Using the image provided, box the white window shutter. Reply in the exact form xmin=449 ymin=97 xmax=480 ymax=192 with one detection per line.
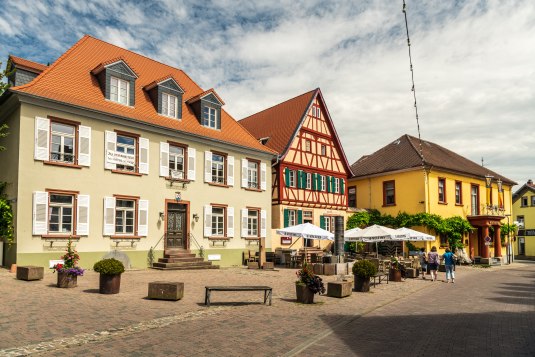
xmin=76 ymin=194 xmax=90 ymax=236
xmin=138 ymin=199 xmax=149 ymax=236
xmin=260 ymin=163 xmax=267 ymax=190
xmin=227 ymin=156 xmax=235 ymax=186
xmin=159 ymin=142 xmax=169 ymax=177
xmin=227 ymin=207 xmax=234 ymax=238
xmin=103 ymin=196 xmax=116 ymax=236
xmin=32 ymin=191 xmax=48 ymax=235
xmin=78 ymin=125 xmax=91 ymax=167
xmin=261 ymin=210 xmax=267 ymax=237
xmin=241 ymin=158 xmax=248 ymax=188
xmin=104 ymin=131 xmax=117 ymax=170
xmin=204 ymin=205 xmax=212 ymax=237
xmin=34 ymin=117 xmax=50 ymax=161
xmin=241 ymin=208 xmax=248 ymax=237
xmin=138 ymin=137 xmax=149 ymax=175
xmin=204 ymin=151 xmax=212 ymax=183
xmin=187 ymin=147 xmax=196 ymax=181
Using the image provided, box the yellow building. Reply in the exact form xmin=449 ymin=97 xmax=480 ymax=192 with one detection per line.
xmin=512 ymin=180 xmax=535 ymax=258
xmin=0 ymin=36 xmax=275 ymax=269
xmin=348 ymin=135 xmax=516 ymax=261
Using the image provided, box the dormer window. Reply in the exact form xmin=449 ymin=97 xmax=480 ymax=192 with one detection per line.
xmin=203 ymin=106 xmax=217 ymax=128
xmin=92 ymin=58 xmax=137 ymax=107
xmin=144 ymin=77 xmax=184 ymax=119
xmin=162 ymin=93 xmax=178 ymax=118
xmin=110 ymin=76 xmax=129 ymax=105
xmin=186 ymin=89 xmax=225 ymax=130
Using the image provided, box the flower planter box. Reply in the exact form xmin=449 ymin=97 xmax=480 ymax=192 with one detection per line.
xmin=148 ymin=281 xmax=184 ymax=301
xmin=354 ymin=276 xmax=371 ymax=292
xmin=16 ymin=266 xmax=44 ymax=281
xmin=327 ymin=281 xmax=352 ymax=298
xmin=57 ymin=271 xmax=78 ymax=288
xmin=99 ymin=274 xmax=121 ymax=294
xmin=405 ymin=268 xmax=418 ymax=278
xmin=389 ymin=269 xmax=402 ymax=282
xmin=295 ymin=283 xmax=315 ymax=304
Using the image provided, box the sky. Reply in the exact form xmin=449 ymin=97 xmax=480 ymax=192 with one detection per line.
xmin=1 ymin=0 xmax=533 ymax=189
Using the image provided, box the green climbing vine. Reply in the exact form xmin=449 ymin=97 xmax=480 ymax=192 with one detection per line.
xmin=347 ymin=209 xmax=473 ymax=250
xmin=0 ymin=182 xmax=14 ymax=244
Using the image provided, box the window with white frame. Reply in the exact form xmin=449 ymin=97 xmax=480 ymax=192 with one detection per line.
xmin=306 ymin=173 xmax=312 ymax=190
xmin=48 ymin=194 xmax=74 ymax=234
xmin=320 ymin=175 xmax=326 ymax=191
xmin=455 ymin=181 xmax=462 ymax=205
xmin=247 ymin=210 xmax=259 ymax=237
xmin=438 ymin=178 xmax=446 ymax=203
xmin=169 ymin=145 xmax=185 ymax=179
xmin=531 ymin=196 xmax=535 ymax=206
xmin=110 ymin=76 xmax=129 ymax=105
xmin=324 ymin=216 xmax=335 ymax=233
xmin=211 ymin=153 xmax=225 ymax=184
xmin=211 ymin=207 xmax=225 ymax=236
xmin=288 ymin=209 xmax=297 ymax=227
xmin=115 ymin=199 xmax=135 ymax=235
xmin=303 ymin=210 xmax=313 ymax=223
xmin=50 ymin=122 xmax=76 ymax=164
xmin=321 ymin=144 xmax=326 ymax=156
xmin=116 ymin=134 xmax=136 ymax=172
xmin=203 ymin=106 xmax=217 ymax=129
xmin=162 ymin=92 xmax=178 ymax=118
xmin=517 ymin=215 xmax=525 ymax=227
xmin=305 ymin=139 xmax=311 ymax=152
xmin=334 ymin=178 xmax=340 ymax=193
xmin=288 ymin=170 xmax=296 ymax=187
xmin=247 ymin=160 xmax=259 ymax=189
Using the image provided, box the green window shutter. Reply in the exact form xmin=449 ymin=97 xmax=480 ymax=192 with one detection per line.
xmin=284 ymin=209 xmax=289 ymax=228
xmin=332 ymin=176 xmax=336 ymax=192
xmin=284 ymin=168 xmax=290 ymax=187
xmin=301 ymin=171 xmax=308 ymax=189
xmin=297 ymin=210 xmax=303 ymax=224
xmin=297 ymin=170 xmax=303 ymax=189
xmin=316 ymin=174 xmax=321 ymax=191
xmin=320 ymin=216 xmax=326 ymax=229
xmin=340 ymin=178 xmax=345 ymax=194
xmin=327 ymin=176 xmax=332 ymax=193
xmin=312 ymin=173 xmax=317 ymax=190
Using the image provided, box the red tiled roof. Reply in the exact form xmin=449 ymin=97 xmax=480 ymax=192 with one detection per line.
xmin=185 ymin=88 xmax=225 ymax=105
xmin=239 ymin=89 xmax=316 ymax=155
xmin=9 ymin=55 xmax=48 ymax=73
xmin=350 ymin=134 xmax=516 ymax=185
xmin=10 ymin=35 xmax=274 ymax=155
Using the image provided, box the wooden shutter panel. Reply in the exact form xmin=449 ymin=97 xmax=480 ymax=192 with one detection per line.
xmin=241 ymin=208 xmax=248 ymax=237
xmin=227 ymin=207 xmax=234 ymax=237
xmin=137 ymin=199 xmax=149 ymax=236
xmin=312 ymin=173 xmax=317 ymax=190
xmin=227 ymin=156 xmax=234 ymax=186
xmin=32 ymin=191 xmax=48 ymax=235
xmin=326 ymin=176 xmax=331 ymax=193
xmin=297 ymin=170 xmax=303 ymax=189
xmin=340 ymin=178 xmax=345 ymax=194
xmin=283 ymin=209 xmax=289 ymax=228
xmin=103 ymin=197 xmax=116 ymax=236
xmin=297 ymin=210 xmax=303 ymax=224
xmin=78 ymin=125 xmax=91 ymax=167
xmin=34 ymin=117 xmax=50 ymax=161
xmin=204 ymin=151 xmax=212 ymax=183
xmin=138 ymin=137 xmax=149 ymax=174
xmin=261 ymin=210 xmax=267 ymax=237
xmin=284 ymin=168 xmax=290 ymax=187
xmin=203 ymin=205 xmax=212 ymax=237
xmin=187 ymin=147 xmax=196 ymax=180
xmin=76 ymin=194 xmax=90 ymax=236
xmin=159 ymin=142 xmax=170 ymax=177
xmin=241 ymin=158 xmax=248 ymax=188
xmin=260 ymin=163 xmax=267 ymax=190
xmin=320 ymin=216 xmax=326 ymax=230
xmin=104 ymin=131 xmax=117 ymax=170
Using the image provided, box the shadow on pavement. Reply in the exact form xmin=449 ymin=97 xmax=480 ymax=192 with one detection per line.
xmin=83 ymin=288 xmax=101 ymax=294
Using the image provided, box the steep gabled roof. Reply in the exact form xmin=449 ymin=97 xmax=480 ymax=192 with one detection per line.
xmin=351 ymin=134 xmax=516 ymax=185
xmin=8 ymin=55 xmax=48 ymax=73
xmin=239 ymin=89 xmax=316 ymax=155
xmin=513 ymin=180 xmax=535 ymax=202
xmin=9 ymin=35 xmax=274 ymax=155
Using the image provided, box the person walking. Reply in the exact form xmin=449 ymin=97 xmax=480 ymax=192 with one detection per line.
xmin=418 ymin=247 xmax=428 ymax=279
xmin=442 ymin=247 xmax=457 ymax=283
xmin=427 ymin=246 xmax=440 ymax=281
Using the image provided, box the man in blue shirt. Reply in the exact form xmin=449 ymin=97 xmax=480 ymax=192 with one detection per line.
xmin=442 ymin=248 xmax=457 ymax=283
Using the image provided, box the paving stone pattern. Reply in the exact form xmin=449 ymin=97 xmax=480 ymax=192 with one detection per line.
xmin=0 ymin=262 xmax=534 ymax=356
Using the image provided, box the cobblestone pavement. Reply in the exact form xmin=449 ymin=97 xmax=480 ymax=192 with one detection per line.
xmin=0 ymin=262 xmax=533 ymax=356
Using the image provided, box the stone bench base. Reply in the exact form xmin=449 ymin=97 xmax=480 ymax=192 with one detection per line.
xmin=17 ymin=266 xmax=44 ymax=281
xmin=327 ymin=281 xmax=352 ymax=298
xmin=262 ymin=262 xmax=274 ymax=270
xmin=148 ymin=281 xmax=184 ymax=301
xmin=323 ymin=263 xmax=336 ymax=276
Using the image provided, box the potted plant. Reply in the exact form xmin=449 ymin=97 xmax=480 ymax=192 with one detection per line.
xmin=53 ymin=239 xmax=84 ymax=288
xmin=389 ymin=257 xmax=403 ymax=282
xmin=93 ymin=258 xmax=125 ymax=294
xmin=295 ymin=263 xmax=325 ymax=304
xmin=352 ymin=259 xmax=377 ymax=292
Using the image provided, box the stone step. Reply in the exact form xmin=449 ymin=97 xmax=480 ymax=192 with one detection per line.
xmin=164 ymin=249 xmax=190 ymax=256
xmin=158 ymin=257 xmax=204 ymax=263
xmin=152 ymin=261 xmax=215 ymax=269
xmin=151 ymin=264 xmax=220 ymax=270
xmin=164 ymin=254 xmax=197 ymax=259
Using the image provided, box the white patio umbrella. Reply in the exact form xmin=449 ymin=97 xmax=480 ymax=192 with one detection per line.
xmin=276 ymin=223 xmax=334 ymax=264
xmin=395 ymin=227 xmax=435 ymax=241
xmin=344 ymin=224 xmax=409 ymax=257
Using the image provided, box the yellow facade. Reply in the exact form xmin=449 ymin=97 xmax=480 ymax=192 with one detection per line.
xmin=512 ymin=184 xmax=535 ymax=258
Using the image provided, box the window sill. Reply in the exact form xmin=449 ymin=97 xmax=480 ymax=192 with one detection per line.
xmin=208 ymin=182 xmax=230 ymax=188
xmin=244 ymin=187 xmax=262 ymax=192
xmin=42 ymin=235 xmax=81 ymax=239
xmin=438 ymin=202 xmax=448 ymax=205
xmin=112 ymin=170 xmax=143 ymax=176
xmin=207 ymin=237 xmax=230 ymax=240
xmin=244 ymin=237 xmax=260 ymax=240
xmin=455 ymin=203 xmax=463 ymax=206
xmin=165 ymin=177 xmax=191 ymax=183
xmin=110 ymin=235 xmax=143 ymax=239
xmin=382 ymin=204 xmax=396 ymax=207
xmin=44 ymin=161 xmax=82 ymax=169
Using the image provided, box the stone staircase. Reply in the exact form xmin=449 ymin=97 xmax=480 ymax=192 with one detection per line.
xmin=152 ymin=249 xmax=219 ymax=270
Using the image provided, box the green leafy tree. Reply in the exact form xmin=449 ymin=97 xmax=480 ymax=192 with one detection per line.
xmin=0 ymin=61 xmax=14 ymax=241
xmin=0 ymin=60 xmax=13 ymax=151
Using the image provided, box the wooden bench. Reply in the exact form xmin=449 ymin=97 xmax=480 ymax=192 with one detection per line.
xmin=371 ymin=272 xmax=389 ymax=287
xmin=204 ymin=286 xmax=272 ymax=307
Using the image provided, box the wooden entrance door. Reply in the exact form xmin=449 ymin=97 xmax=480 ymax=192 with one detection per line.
xmin=166 ymin=203 xmax=187 ymax=249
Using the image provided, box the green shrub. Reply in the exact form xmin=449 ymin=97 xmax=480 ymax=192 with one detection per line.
xmin=352 ymin=260 xmax=377 ymax=278
xmin=93 ymin=258 xmax=125 ymax=275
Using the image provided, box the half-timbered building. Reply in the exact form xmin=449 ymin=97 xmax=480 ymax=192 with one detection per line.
xmin=240 ymin=89 xmax=352 ymax=253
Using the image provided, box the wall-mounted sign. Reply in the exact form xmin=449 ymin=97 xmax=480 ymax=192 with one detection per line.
xmin=49 ymin=259 xmax=64 ymax=268
xmin=484 ymin=236 xmax=492 ymax=242
xmin=175 ymin=192 xmax=182 ymax=202
xmin=281 ymin=237 xmax=292 ymax=245
xmin=523 ymin=230 xmax=535 ymax=236
xmin=106 ymin=150 xmax=135 ymax=166
xmin=208 ymin=254 xmax=221 ymax=261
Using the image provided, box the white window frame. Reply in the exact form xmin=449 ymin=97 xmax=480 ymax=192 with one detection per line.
xmin=169 ymin=144 xmax=185 ymax=179
xmin=247 ymin=209 xmax=259 ymax=237
xmin=455 ymin=181 xmax=462 ymax=205
xmin=48 ymin=194 xmax=74 ymax=234
xmin=438 ymin=178 xmax=446 ymax=203
xmin=517 ymin=215 xmax=525 ymax=227
xmin=320 ymin=175 xmax=326 ymax=191
xmin=306 ymin=173 xmax=312 ymax=190
xmin=211 ymin=206 xmax=225 ymax=236
xmin=203 ymin=106 xmax=217 ymax=129
xmin=115 ymin=199 xmax=136 ymax=235
xmin=110 ymin=76 xmax=129 ymax=105
xmin=288 ymin=209 xmax=297 ymax=227
xmin=162 ymin=92 xmax=178 ymax=118
xmin=289 ymin=170 xmax=296 ymax=188
xmin=50 ymin=122 xmax=76 ymax=164
xmin=116 ymin=134 xmax=136 ymax=172
xmin=334 ymin=178 xmax=340 ymax=193
xmin=211 ymin=153 xmax=226 ymax=184
xmin=247 ymin=160 xmax=259 ymax=189
xmin=324 ymin=216 xmax=335 ymax=233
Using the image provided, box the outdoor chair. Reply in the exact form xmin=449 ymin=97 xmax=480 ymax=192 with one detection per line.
xmin=283 ymin=253 xmax=292 ymax=268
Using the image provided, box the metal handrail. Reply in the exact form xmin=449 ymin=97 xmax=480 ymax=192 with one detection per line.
xmin=188 ymin=232 xmax=205 ymax=258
